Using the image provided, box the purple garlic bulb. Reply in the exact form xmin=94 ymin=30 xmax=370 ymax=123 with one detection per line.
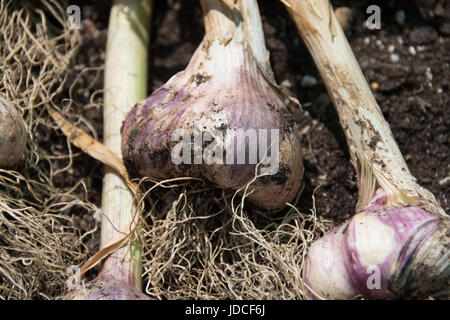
xmin=64 ymin=274 xmax=150 ymax=300
xmin=121 ymin=37 xmax=303 ymax=211
xmin=0 ymin=96 xmax=27 ymax=167
xmin=303 ymin=189 xmax=449 ymax=299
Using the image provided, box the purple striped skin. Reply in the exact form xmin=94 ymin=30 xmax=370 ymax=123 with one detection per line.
xmin=303 ymin=189 xmax=446 ymax=300
xmin=121 ymin=39 xmax=303 ymax=211
xmin=343 ymin=206 xmax=434 ymax=299
xmin=64 ymin=274 xmax=150 ymax=300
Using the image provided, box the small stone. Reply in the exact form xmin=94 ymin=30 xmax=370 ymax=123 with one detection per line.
xmin=387 ymin=44 xmax=395 ymax=53
xmin=395 ymin=10 xmax=406 ymax=25
xmin=439 ymin=177 xmax=450 ymax=186
xmin=409 ymin=46 xmax=417 ymax=55
xmin=363 ymin=37 xmax=370 ymax=45
xmin=370 ymin=82 xmax=379 ymax=90
xmin=301 ymin=75 xmax=318 ymax=87
xmin=375 ymin=39 xmax=385 ymax=49
xmin=425 ymin=67 xmax=433 ymax=81
xmin=390 ymin=53 xmax=400 ymax=63
xmin=281 ymin=79 xmax=292 ymax=88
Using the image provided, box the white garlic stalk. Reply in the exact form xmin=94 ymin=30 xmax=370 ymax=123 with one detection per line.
xmin=65 ymin=0 xmax=152 ymax=300
xmin=283 ymin=0 xmax=449 ymax=299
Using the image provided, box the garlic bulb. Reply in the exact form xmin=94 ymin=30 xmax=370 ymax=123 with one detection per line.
xmin=121 ymin=0 xmax=303 ymax=211
xmin=0 ymin=96 xmax=27 ymax=167
xmin=303 ymin=189 xmax=449 ymax=299
xmin=64 ymin=274 xmax=150 ymax=300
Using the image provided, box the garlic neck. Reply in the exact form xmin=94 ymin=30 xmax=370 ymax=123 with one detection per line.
xmin=200 ymin=0 xmax=273 ymax=78
xmin=200 ymin=0 xmax=244 ymax=42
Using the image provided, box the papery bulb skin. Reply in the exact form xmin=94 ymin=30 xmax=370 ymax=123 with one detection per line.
xmin=0 ymin=97 xmax=27 ymax=167
xmin=64 ymin=274 xmax=150 ymax=300
xmin=303 ymin=189 xmax=449 ymax=299
xmin=121 ymin=38 xmax=303 ymax=211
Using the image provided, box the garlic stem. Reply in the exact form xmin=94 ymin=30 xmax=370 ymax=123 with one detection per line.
xmin=101 ymin=0 xmax=151 ymax=289
xmin=201 ymin=0 xmax=242 ymax=41
xmin=239 ymin=0 xmax=272 ymax=76
xmin=201 ymin=0 xmax=272 ymax=76
xmin=283 ymin=0 xmax=443 ymax=215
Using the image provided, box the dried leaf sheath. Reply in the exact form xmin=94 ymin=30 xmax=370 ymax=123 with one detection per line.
xmin=48 ymin=108 xmax=142 ymax=278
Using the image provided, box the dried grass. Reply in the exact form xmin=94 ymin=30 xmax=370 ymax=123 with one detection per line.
xmin=138 ymin=177 xmax=333 ymax=299
xmin=0 ymin=0 xmax=97 ymax=299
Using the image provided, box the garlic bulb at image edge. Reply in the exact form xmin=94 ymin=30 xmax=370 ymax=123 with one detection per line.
xmin=0 ymin=96 xmax=27 ymax=167
xmin=303 ymin=189 xmax=449 ymax=299
xmin=121 ymin=0 xmax=304 ymax=211
xmin=281 ymin=0 xmax=449 ymax=299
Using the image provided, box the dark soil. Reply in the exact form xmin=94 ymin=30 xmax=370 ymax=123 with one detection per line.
xmin=69 ymin=0 xmax=449 ymax=225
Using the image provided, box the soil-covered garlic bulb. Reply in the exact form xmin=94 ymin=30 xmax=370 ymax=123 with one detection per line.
xmin=121 ymin=0 xmax=303 ymax=211
xmin=0 ymin=96 xmax=27 ymax=167
xmin=303 ymin=189 xmax=449 ymax=299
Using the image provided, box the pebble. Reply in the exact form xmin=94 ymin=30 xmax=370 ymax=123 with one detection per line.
xmin=387 ymin=44 xmax=395 ymax=53
xmin=363 ymin=37 xmax=370 ymax=45
xmin=375 ymin=39 xmax=385 ymax=50
xmin=439 ymin=176 xmax=450 ymax=186
xmin=301 ymin=75 xmax=318 ymax=87
xmin=425 ymin=67 xmax=433 ymax=81
xmin=281 ymin=79 xmax=292 ymax=88
xmin=395 ymin=10 xmax=406 ymax=25
xmin=370 ymin=82 xmax=379 ymax=90
xmin=390 ymin=53 xmax=400 ymax=63
xmin=408 ymin=46 xmax=417 ymax=55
